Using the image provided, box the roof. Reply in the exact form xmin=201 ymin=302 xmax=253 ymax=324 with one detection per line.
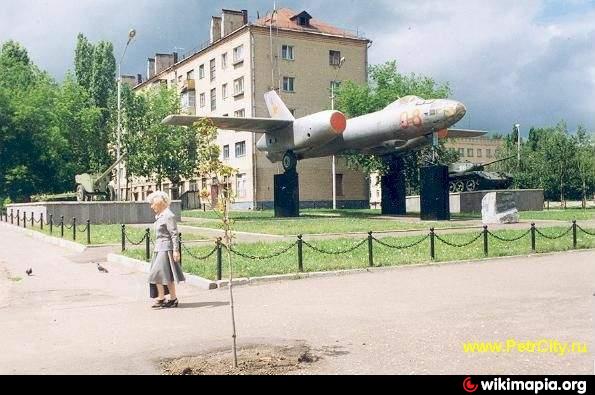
xmin=253 ymin=8 xmax=366 ymax=40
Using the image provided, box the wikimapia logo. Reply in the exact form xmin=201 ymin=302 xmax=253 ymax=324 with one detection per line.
xmin=461 ymin=377 xmax=588 ymax=394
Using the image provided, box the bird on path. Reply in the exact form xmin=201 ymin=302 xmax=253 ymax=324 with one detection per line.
xmin=96 ymin=263 xmax=109 ymax=273
xmin=26 ymin=268 xmax=33 ymax=276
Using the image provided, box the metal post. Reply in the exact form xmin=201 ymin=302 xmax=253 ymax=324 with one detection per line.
xmin=297 ymin=235 xmax=304 ymax=272
xmin=31 ymin=212 xmax=34 ymax=227
xmin=121 ymin=225 xmax=126 ymax=252
xmin=60 ymin=215 xmax=64 ymax=238
xmin=23 ymin=211 xmax=26 ymax=228
xmin=531 ymin=223 xmax=536 ymax=253
xmin=145 ymin=228 xmax=150 ymax=262
xmin=10 ymin=209 xmax=13 ymax=224
xmin=72 ymin=217 xmax=76 ymax=241
xmin=49 ymin=214 xmax=53 ymax=234
xmin=178 ymin=233 xmax=182 ymax=266
xmin=87 ymin=220 xmax=91 ymax=245
xmin=483 ymin=226 xmax=488 ymax=256
xmin=40 ymin=213 xmax=44 ymax=230
xmin=430 ymin=228 xmax=435 ymax=260
xmin=216 ymin=237 xmax=223 ymax=281
xmin=572 ymin=220 xmax=577 ymax=249
xmin=16 ymin=210 xmax=20 ymax=226
xmin=368 ymin=231 xmax=374 ymax=267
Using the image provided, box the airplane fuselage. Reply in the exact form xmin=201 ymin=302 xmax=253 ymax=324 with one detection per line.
xmin=258 ymin=96 xmax=466 ymax=162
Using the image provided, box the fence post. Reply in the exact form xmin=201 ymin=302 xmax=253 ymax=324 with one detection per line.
xmin=368 ymin=231 xmax=374 ymax=267
xmin=17 ymin=210 xmax=20 ymax=226
xmin=40 ymin=213 xmax=44 ymax=230
xmin=297 ymin=235 xmax=304 ymax=272
xmin=178 ymin=233 xmax=182 ymax=266
xmin=72 ymin=217 xmax=76 ymax=241
xmin=145 ymin=228 xmax=150 ymax=262
xmin=11 ymin=209 xmax=14 ymax=224
xmin=87 ymin=220 xmax=91 ymax=244
xmin=430 ymin=228 xmax=435 ymax=260
xmin=23 ymin=211 xmax=26 ymax=228
xmin=49 ymin=214 xmax=53 ymax=234
xmin=572 ymin=220 xmax=577 ymax=249
xmin=121 ymin=225 xmax=126 ymax=252
xmin=31 ymin=212 xmax=34 ymax=227
xmin=60 ymin=215 xmax=64 ymax=238
xmin=531 ymin=223 xmax=536 ymax=253
xmin=216 ymin=237 xmax=223 ymax=281
xmin=483 ymin=226 xmax=489 ymax=257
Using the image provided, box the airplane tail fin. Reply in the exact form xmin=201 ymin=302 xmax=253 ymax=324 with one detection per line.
xmin=264 ymin=91 xmax=295 ymax=121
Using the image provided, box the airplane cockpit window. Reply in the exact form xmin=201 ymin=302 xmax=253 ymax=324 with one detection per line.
xmin=396 ymin=95 xmax=421 ymax=104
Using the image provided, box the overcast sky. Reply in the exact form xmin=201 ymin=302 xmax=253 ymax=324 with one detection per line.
xmin=1 ymin=0 xmax=594 ymax=134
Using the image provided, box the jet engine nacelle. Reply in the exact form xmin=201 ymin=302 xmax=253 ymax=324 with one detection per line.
xmin=291 ymin=110 xmax=346 ymax=151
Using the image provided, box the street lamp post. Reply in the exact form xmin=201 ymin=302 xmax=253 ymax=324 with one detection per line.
xmin=116 ymin=28 xmax=136 ymax=201
xmin=515 ymin=123 xmax=521 ymax=170
xmin=331 ymin=57 xmax=346 ymax=211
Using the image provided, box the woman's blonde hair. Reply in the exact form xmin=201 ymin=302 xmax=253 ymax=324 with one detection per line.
xmin=146 ymin=190 xmax=171 ymax=207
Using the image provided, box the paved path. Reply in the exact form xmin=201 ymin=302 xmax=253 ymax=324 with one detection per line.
xmin=0 ymin=224 xmax=593 ymax=374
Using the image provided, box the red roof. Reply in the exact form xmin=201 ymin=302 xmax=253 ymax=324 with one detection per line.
xmin=253 ymin=8 xmax=365 ymax=40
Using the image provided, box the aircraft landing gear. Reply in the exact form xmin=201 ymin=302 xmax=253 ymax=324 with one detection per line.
xmin=282 ymin=151 xmax=298 ymax=172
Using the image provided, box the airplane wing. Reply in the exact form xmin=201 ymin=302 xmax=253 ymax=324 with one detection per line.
xmin=446 ymin=128 xmax=488 ymax=138
xmin=161 ymin=115 xmax=292 ymax=135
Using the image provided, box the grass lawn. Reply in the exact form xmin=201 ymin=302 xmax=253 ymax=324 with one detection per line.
xmin=182 ymin=208 xmax=479 ymax=235
xmin=519 ymin=208 xmax=595 ymax=221
xmin=10 ymin=221 xmax=206 ymax=245
xmin=123 ymin=226 xmax=595 ymax=281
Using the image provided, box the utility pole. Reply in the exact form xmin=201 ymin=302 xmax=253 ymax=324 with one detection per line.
xmin=515 ymin=123 xmax=521 ymax=170
xmin=331 ymin=57 xmax=346 ymax=210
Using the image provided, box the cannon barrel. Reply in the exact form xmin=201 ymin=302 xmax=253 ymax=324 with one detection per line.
xmin=463 ymin=155 xmax=515 ymax=173
xmin=96 ymin=153 xmax=128 ymax=185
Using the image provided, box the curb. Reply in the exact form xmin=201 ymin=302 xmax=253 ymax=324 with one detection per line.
xmin=0 ymin=221 xmax=87 ymax=253
xmin=106 ymin=253 xmax=218 ymax=290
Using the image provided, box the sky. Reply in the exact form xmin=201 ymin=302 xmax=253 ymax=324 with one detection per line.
xmin=1 ymin=0 xmax=594 ymax=135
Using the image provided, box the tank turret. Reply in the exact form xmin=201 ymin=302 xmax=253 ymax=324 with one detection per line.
xmin=448 ymin=156 xmax=514 ymax=193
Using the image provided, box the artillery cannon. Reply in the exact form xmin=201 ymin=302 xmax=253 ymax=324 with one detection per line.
xmin=448 ymin=156 xmax=514 ymax=193
xmin=75 ymin=154 xmax=128 ymax=201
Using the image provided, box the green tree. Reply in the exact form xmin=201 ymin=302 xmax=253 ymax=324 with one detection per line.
xmin=335 ymin=60 xmax=458 ymax=194
xmin=74 ymin=33 xmax=94 ymax=92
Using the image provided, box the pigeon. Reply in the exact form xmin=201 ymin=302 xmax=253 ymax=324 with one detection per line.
xmin=96 ymin=263 xmax=109 ymax=273
xmin=25 ymin=268 xmax=33 ymax=276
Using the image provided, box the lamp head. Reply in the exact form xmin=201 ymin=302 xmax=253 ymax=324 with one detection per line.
xmin=127 ymin=29 xmax=136 ymax=44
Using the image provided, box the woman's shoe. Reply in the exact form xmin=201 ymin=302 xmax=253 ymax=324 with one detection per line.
xmin=151 ymin=299 xmax=165 ymax=309
xmin=163 ymin=298 xmax=179 ymax=308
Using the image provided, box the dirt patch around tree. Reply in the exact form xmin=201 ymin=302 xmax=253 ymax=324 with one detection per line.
xmin=161 ymin=343 xmax=324 ymax=375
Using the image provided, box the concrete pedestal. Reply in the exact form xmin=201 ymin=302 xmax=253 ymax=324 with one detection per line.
xmin=381 ymin=156 xmax=406 ymax=215
xmin=274 ymin=170 xmax=300 ymax=218
xmin=420 ymin=165 xmax=450 ymax=221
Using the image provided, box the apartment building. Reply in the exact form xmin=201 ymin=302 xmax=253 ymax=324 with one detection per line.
xmin=127 ymin=8 xmax=371 ymax=209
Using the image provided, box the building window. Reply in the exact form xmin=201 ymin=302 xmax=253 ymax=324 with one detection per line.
xmin=281 ymin=45 xmax=294 ymax=60
xmin=210 ymin=88 xmax=216 ymax=111
xmin=330 ymin=80 xmax=341 ymax=92
xmin=186 ymin=69 xmax=194 ymax=80
xmin=233 ymin=77 xmax=244 ymax=96
xmin=221 ymin=52 xmax=228 ymax=69
xmin=210 ymin=58 xmax=216 ymax=81
xmin=236 ymin=173 xmax=246 ymax=198
xmin=467 ymin=148 xmax=474 ymax=158
xmin=336 ymin=174 xmax=344 ymax=196
xmin=223 ymin=145 xmax=230 ymax=160
xmin=233 ymin=45 xmax=244 ymax=63
xmin=329 ymin=50 xmax=341 ymax=66
xmin=458 ymin=148 xmax=465 ymax=157
xmin=199 ymin=93 xmax=205 ymax=108
xmin=201 ymin=178 xmax=207 ymax=190
xmin=477 ymin=149 xmax=482 ymax=158
xmin=189 ymin=180 xmax=198 ymax=191
xmin=222 ymin=83 xmax=228 ymax=99
xmin=199 ymin=64 xmax=204 ymax=79
xmin=177 ymin=75 xmax=183 ymax=83
xmin=282 ymin=77 xmax=295 ymax=92
xmin=235 ymin=141 xmax=246 ymax=157
xmin=234 ymin=109 xmax=245 ymax=118
xmin=163 ymin=183 xmax=171 ymax=198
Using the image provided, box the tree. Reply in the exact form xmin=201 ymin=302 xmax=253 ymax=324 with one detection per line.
xmin=335 ymin=60 xmax=458 ymax=194
xmin=122 ymin=85 xmax=203 ymax=198
xmin=574 ymin=126 xmax=595 ymax=208
xmin=74 ymin=34 xmax=94 ymax=92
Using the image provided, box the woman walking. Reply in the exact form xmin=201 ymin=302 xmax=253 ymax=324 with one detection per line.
xmin=147 ymin=191 xmax=185 ymax=308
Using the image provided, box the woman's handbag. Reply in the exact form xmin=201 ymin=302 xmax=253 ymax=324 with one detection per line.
xmin=149 ymin=283 xmax=170 ymax=298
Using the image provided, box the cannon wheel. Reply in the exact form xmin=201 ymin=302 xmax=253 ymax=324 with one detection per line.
xmin=107 ymin=185 xmax=116 ymax=201
xmin=76 ymin=185 xmax=87 ymax=202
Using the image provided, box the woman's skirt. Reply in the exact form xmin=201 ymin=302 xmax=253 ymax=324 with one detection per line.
xmin=148 ymin=251 xmax=186 ymax=285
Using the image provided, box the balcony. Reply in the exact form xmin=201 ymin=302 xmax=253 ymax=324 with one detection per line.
xmin=181 ymin=79 xmax=196 ymax=93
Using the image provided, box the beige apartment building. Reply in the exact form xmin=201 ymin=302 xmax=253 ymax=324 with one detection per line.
xmin=124 ymin=8 xmax=371 ymax=209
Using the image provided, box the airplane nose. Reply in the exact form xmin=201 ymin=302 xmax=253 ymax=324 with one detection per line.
xmin=455 ymin=102 xmax=466 ymax=118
